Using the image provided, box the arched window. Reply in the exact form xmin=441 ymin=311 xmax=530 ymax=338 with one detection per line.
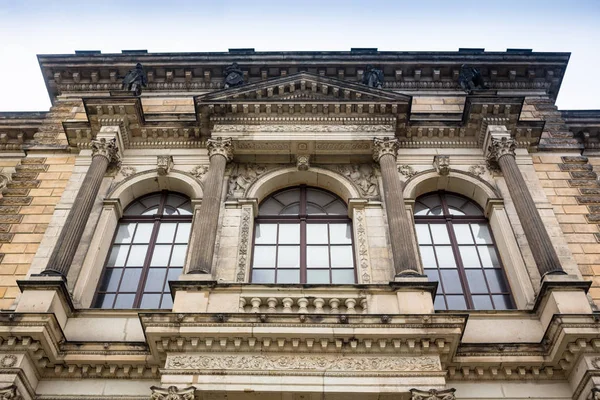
xmin=251 ymin=186 xmax=355 ymax=284
xmin=93 ymin=191 xmax=192 ymax=309
xmin=414 ymin=191 xmax=514 ymax=310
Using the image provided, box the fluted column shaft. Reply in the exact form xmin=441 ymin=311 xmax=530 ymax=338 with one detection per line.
xmin=188 ymin=138 xmax=233 ymax=275
xmin=490 ymin=135 xmax=565 ymax=277
xmin=374 ymin=138 xmax=420 ymax=276
xmin=43 ymin=138 xmax=118 ymax=278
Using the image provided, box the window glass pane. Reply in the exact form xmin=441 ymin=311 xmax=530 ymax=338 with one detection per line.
xmin=306 ymin=270 xmax=330 ymax=284
xmin=306 ymin=204 xmax=326 ymax=215
xmin=433 ymin=296 xmax=446 ymax=310
xmin=446 ymin=295 xmax=467 ymax=310
xmin=150 ymin=245 xmax=172 ymax=266
xmin=99 ymin=269 xmax=122 ymax=292
xmin=277 ymin=246 xmax=300 ymax=268
xmin=414 ymin=202 xmax=429 ymax=216
xmin=445 ymin=195 xmax=467 ymax=212
xmin=332 ymin=269 xmax=355 ymax=284
xmin=453 ymin=225 xmax=473 ymax=244
xmin=163 ymin=206 xmax=179 ymax=215
xmin=140 ymin=294 xmax=161 ymax=309
xmin=419 ymin=194 xmax=442 ymax=211
xmin=252 ymin=269 xmax=275 ymax=283
xmin=144 ymin=268 xmax=167 ymax=292
xmin=107 ymin=245 xmax=128 ymax=267
xmin=120 ymin=268 xmax=142 ymax=292
xmin=429 ymin=206 xmax=443 ymax=216
xmin=281 ymin=204 xmax=300 ymax=215
xmin=126 ymin=245 xmax=148 ymax=266
xmin=485 ymin=269 xmax=509 ymax=293
xmin=462 ymin=202 xmax=483 ymax=216
xmin=177 ymin=201 xmax=193 ymax=215
xmin=253 ymin=246 xmax=276 ymax=268
xmin=95 ymin=293 xmax=115 ymax=308
xmin=277 ymin=269 xmax=300 ymax=284
xmin=419 ymin=246 xmax=437 ymax=268
xmin=170 ymin=245 xmax=187 ymax=267
xmin=478 ymin=246 xmax=500 ymax=268
xmin=330 ymin=224 xmax=352 ymax=244
xmin=492 ymin=295 xmax=512 ymax=310
xmin=472 ymin=295 xmax=493 ymax=310
xmin=307 ymin=246 xmax=329 ymax=268
xmin=307 ymin=224 xmax=328 ymax=244
xmin=459 ymin=246 xmax=481 ymax=268
xmin=142 ymin=206 xmax=160 ymax=216
xmin=465 ymin=269 xmax=487 ymax=294
xmin=324 ymin=201 xmax=346 ymax=215
xmin=448 ymin=207 xmax=466 ymax=216
xmin=115 ymin=223 xmax=136 ymax=244
xmin=157 ymin=223 xmax=177 ymax=243
xmin=279 ymin=224 xmax=300 ymax=244
xmin=164 ymin=268 xmax=182 ymax=291
xmin=114 ymin=294 xmax=136 ymax=309
xmin=161 ymin=295 xmax=174 ymax=309
xmin=133 ymin=224 xmax=153 ymax=243
xmin=331 ymin=246 xmax=354 ymax=268
xmin=255 ymin=224 xmax=277 ymax=244
xmin=424 ymin=269 xmax=440 ymax=285
xmin=259 ymin=198 xmax=283 ymax=215
xmin=435 ymin=246 xmax=456 ymax=268
xmin=140 ymin=194 xmax=161 ymax=209
xmin=274 ymin=189 xmax=300 ymax=207
xmin=440 ymin=270 xmax=463 ymax=294
xmin=124 ymin=201 xmax=145 ymax=216
xmin=306 ymin=189 xmax=335 ymax=208
xmin=415 ymin=225 xmax=432 ymax=244
xmin=175 ymin=223 xmax=191 ymax=243
xmin=472 ymin=224 xmax=493 ymax=244
xmin=166 ymin=194 xmax=188 ymax=212
xmin=430 ymin=225 xmax=450 ymax=244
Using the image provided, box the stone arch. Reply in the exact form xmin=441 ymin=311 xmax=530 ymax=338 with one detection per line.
xmin=403 ymin=169 xmax=501 ymax=211
xmin=245 ymin=166 xmax=361 ymax=205
xmin=108 ymin=169 xmax=204 ymax=208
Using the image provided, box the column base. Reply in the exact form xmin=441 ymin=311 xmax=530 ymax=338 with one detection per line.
xmin=16 ymin=275 xmax=74 ymax=329
xmin=534 ymin=274 xmax=592 ymax=329
xmin=390 ymin=279 xmax=437 ymax=314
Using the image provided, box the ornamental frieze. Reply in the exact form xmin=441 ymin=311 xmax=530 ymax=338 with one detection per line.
xmin=213 ymin=124 xmax=394 ymax=133
xmin=165 ymin=354 xmax=440 ymax=372
xmin=332 ymin=164 xmax=379 ymax=198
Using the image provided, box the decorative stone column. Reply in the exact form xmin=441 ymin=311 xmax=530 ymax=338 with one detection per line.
xmin=187 ymin=137 xmax=233 ymax=275
xmin=373 ymin=137 xmax=420 ymax=276
xmin=42 ymin=138 xmax=119 ymax=278
xmin=487 ymin=127 xmax=565 ymax=277
xmin=410 ymin=388 xmax=456 ymax=400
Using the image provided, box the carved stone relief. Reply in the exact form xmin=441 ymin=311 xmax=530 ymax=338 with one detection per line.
xmin=213 ymin=124 xmax=395 ymax=133
xmin=157 ymin=155 xmax=174 ymax=176
xmin=410 ymin=388 xmax=456 ymax=400
xmin=468 ymin=165 xmax=486 ymax=177
xmin=227 ymin=163 xmax=273 ymax=198
xmin=398 ymin=164 xmax=416 ymax=179
xmin=0 ymin=174 xmax=10 ymax=193
xmin=0 ymin=355 xmax=17 ymax=368
xmin=354 ymin=208 xmax=371 ymax=283
xmin=0 ymin=385 xmax=22 ymax=400
xmin=236 ymin=207 xmax=252 ymax=282
xmin=333 ymin=164 xmax=379 ymax=198
xmin=433 ymin=155 xmax=450 ymax=176
xmin=190 ymin=165 xmax=209 ymax=181
xmin=118 ymin=166 xmax=137 ymax=178
xmin=296 ymin=154 xmax=310 ymax=171
xmin=150 ymin=385 xmax=196 ymax=400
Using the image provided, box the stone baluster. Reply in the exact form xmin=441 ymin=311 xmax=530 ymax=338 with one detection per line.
xmin=487 ymin=130 xmax=565 ymax=277
xmin=42 ymin=138 xmax=119 ymax=278
xmin=187 ymin=137 xmax=233 ymax=275
xmin=373 ymin=137 xmax=420 ymax=276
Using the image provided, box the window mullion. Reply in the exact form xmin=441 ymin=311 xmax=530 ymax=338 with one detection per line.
xmin=300 ymin=220 xmax=307 ymax=283
xmin=447 ymin=220 xmax=474 ymax=310
xmin=134 ymin=219 xmax=161 ymax=308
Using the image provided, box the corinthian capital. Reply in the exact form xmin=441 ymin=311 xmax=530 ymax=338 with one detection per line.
xmin=487 ymin=135 xmax=516 ymax=162
xmin=207 ymin=137 xmax=233 ymax=162
xmin=150 ymin=385 xmax=196 ymax=400
xmin=91 ymin=137 xmax=120 ymax=164
xmin=410 ymin=388 xmax=456 ymax=400
xmin=373 ymin=137 xmax=399 ymax=162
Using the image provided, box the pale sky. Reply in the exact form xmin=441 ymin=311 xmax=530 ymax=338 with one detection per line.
xmin=0 ymin=0 xmax=599 ymax=112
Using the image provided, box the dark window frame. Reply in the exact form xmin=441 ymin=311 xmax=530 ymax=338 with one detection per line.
xmin=92 ymin=191 xmax=192 ymax=309
xmin=250 ymin=185 xmax=357 ymax=284
xmin=414 ymin=191 xmax=515 ymax=310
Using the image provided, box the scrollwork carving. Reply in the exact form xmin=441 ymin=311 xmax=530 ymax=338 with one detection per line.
xmin=373 ymin=137 xmax=399 ymax=162
xmin=410 ymin=388 xmax=456 ymax=400
xmin=354 ymin=208 xmax=371 ymax=283
xmin=468 ymin=165 xmax=486 ymax=177
xmin=335 ymin=164 xmax=379 ymax=198
xmin=91 ymin=137 xmax=119 ymax=164
xmin=0 ymin=385 xmax=22 ymax=400
xmin=398 ymin=164 xmax=416 ymax=179
xmin=236 ymin=207 xmax=252 ymax=282
xmin=207 ymin=137 xmax=233 ymax=162
xmin=486 ymin=135 xmax=516 ymax=171
xmin=228 ymin=163 xmax=271 ymax=197
xmin=214 ymin=124 xmax=394 ymax=133
xmin=118 ymin=166 xmax=136 ymax=178
xmin=592 ymin=387 xmax=600 ymax=400
xmin=190 ymin=165 xmax=209 ymax=181
xmin=150 ymin=385 xmax=196 ymax=400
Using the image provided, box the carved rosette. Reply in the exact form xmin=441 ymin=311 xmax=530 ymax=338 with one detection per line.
xmin=207 ymin=137 xmax=233 ymax=162
xmin=486 ymin=136 xmax=516 ymax=167
xmin=150 ymin=385 xmax=196 ymax=400
xmin=296 ymin=154 xmax=310 ymax=171
xmin=91 ymin=137 xmax=119 ymax=164
xmin=157 ymin=155 xmax=174 ymax=176
xmin=372 ymin=137 xmax=399 ymax=162
xmin=433 ymin=155 xmax=450 ymax=176
xmin=0 ymin=385 xmax=22 ymax=400
xmin=410 ymin=388 xmax=456 ymax=400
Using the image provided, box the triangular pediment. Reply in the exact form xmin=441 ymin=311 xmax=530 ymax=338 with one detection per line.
xmin=195 ymin=72 xmax=411 ymax=104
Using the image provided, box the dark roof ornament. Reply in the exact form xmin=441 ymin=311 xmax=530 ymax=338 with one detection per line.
xmin=458 ymin=64 xmax=487 ymax=93
xmin=223 ymin=63 xmax=245 ymax=89
xmin=362 ymin=64 xmax=384 ymax=89
xmin=121 ymin=63 xmax=147 ymax=96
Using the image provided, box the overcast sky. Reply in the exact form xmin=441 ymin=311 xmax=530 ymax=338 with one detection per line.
xmin=0 ymin=0 xmax=599 ymax=112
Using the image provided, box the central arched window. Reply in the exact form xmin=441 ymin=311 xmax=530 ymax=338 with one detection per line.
xmin=93 ymin=191 xmax=192 ymax=309
xmin=251 ymin=186 xmax=356 ymax=284
xmin=414 ymin=191 xmax=514 ymax=310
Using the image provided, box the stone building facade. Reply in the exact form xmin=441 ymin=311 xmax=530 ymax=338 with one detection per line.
xmin=0 ymin=48 xmax=600 ymax=399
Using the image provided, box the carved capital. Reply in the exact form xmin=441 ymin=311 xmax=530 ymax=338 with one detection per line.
xmin=0 ymin=385 xmax=22 ymax=400
xmin=592 ymin=388 xmax=600 ymax=400
xmin=296 ymin=154 xmax=310 ymax=171
xmin=372 ymin=137 xmax=399 ymax=162
xmin=150 ymin=385 xmax=196 ymax=400
xmin=410 ymin=388 xmax=456 ymax=400
xmin=91 ymin=137 xmax=119 ymax=164
xmin=207 ymin=137 xmax=233 ymax=162
xmin=487 ymin=136 xmax=516 ymax=161
xmin=433 ymin=155 xmax=450 ymax=176
xmin=157 ymin=155 xmax=174 ymax=176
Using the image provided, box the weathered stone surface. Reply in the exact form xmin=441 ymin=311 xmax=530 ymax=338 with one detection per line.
xmin=2 ymin=188 xmax=30 ymax=197
xmin=559 ymin=163 xmax=592 ymax=171
xmin=0 ymin=215 xmax=23 ymax=224
xmin=570 ymin=171 xmax=597 ymax=180
xmin=0 ymin=196 xmax=32 ymax=206
xmin=0 ymin=206 xmax=20 ymax=215
xmin=569 ymin=180 xmax=600 ymax=188
xmin=15 ymin=164 xmax=48 ymax=172
xmin=562 ymin=156 xmax=588 ymax=163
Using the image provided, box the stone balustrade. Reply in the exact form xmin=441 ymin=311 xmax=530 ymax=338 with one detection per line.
xmin=239 ymin=295 xmax=368 ymax=314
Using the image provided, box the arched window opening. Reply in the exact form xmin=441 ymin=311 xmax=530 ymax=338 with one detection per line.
xmin=93 ymin=191 xmax=192 ymax=309
xmin=414 ymin=191 xmax=514 ymax=310
xmin=251 ymin=186 xmax=356 ymax=284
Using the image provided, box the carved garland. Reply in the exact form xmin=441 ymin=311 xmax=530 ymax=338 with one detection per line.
xmin=236 ymin=207 xmax=252 ymax=282
xmin=354 ymin=208 xmax=372 ymax=284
